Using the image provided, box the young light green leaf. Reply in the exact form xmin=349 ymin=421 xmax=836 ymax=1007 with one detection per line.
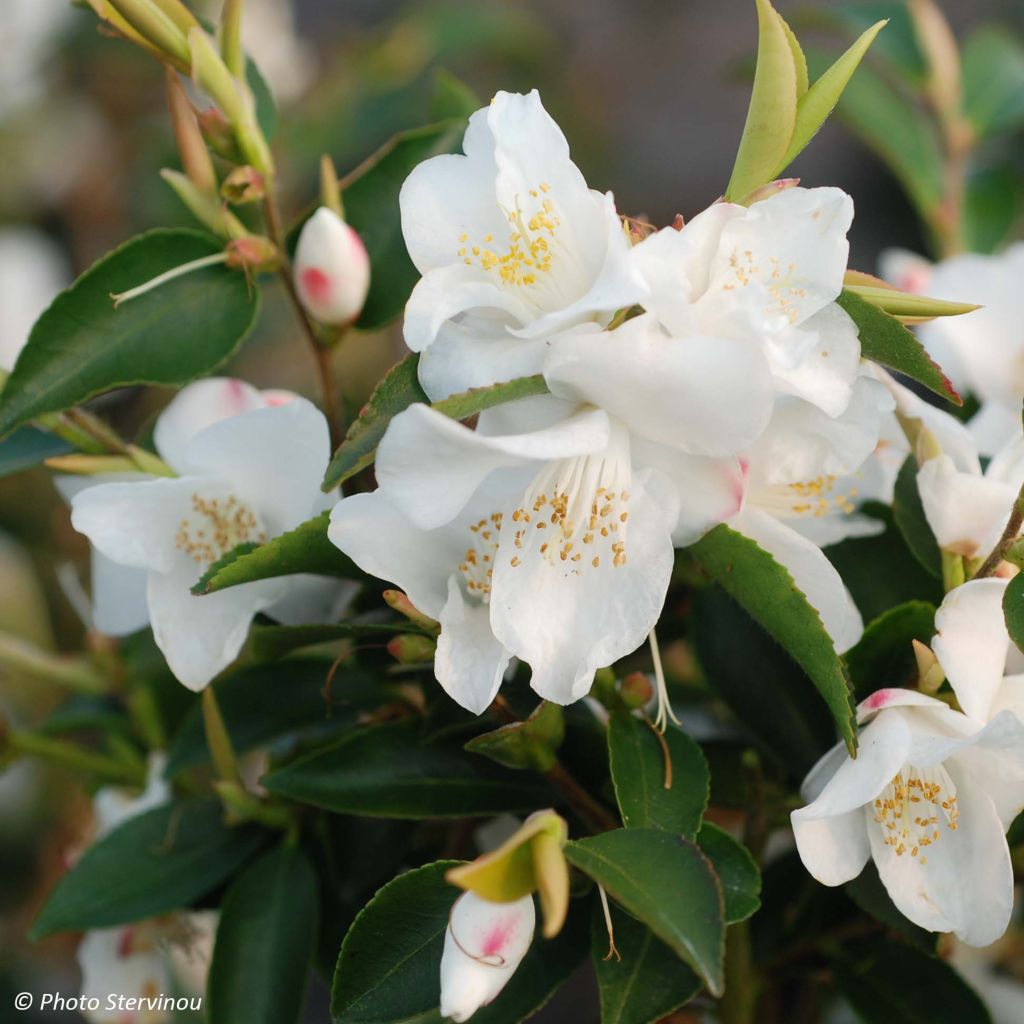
xmin=0 ymin=230 xmax=259 ymax=440
xmin=262 ymin=718 xmax=550 ymax=818
xmin=565 ymin=828 xmax=725 ymax=996
xmin=696 ymin=823 xmax=760 ymax=923
xmin=775 ymin=20 xmax=887 ymax=175
xmin=726 ymin=0 xmax=799 ymax=201
xmin=208 ymin=844 xmax=318 ymax=1024
xmin=777 ymin=9 xmax=809 ymax=98
xmin=688 ymin=524 xmax=857 ymax=755
xmin=837 ymin=290 xmax=961 ymax=405
xmin=592 ymin=904 xmax=701 ymax=1024
xmin=32 ymin=799 xmax=265 ymax=938
xmin=842 ymin=284 xmax=978 ymax=320
xmin=322 ymin=355 xmax=548 ymax=490
xmin=192 ymin=511 xmax=361 ymax=595
xmin=607 ymin=712 xmax=709 ymax=838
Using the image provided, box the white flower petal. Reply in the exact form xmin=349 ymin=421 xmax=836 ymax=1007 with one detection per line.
xmin=933 ymin=578 xmax=1012 ymax=722
xmin=968 ymin=401 xmax=1024 ymax=459
xmin=790 ymin=809 xmax=870 ymax=886
xmin=948 ymin=710 xmax=1024 ymax=828
xmin=77 ymin=927 xmax=171 ymax=1023
xmin=90 ymin=552 xmax=150 ymax=637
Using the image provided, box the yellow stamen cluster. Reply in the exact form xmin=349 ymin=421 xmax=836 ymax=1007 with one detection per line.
xmin=872 ymin=764 xmax=960 ymax=863
xmin=175 ymin=493 xmax=266 ymax=567
xmin=721 ymin=247 xmax=807 ymax=324
xmin=456 ymin=184 xmax=558 ymax=287
xmin=459 ymin=513 xmax=504 ymax=601
xmin=787 ymin=475 xmax=858 ymax=518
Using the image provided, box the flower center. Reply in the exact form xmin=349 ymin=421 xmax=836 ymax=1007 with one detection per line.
xmin=720 ymin=246 xmax=807 ymax=326
xmin=759 ymin=474 xmax=858 ymax=519
xmin=872 ymin=762 xmax=960 ymax=863
xmin=175 ymin=493 xmax=266 ymax=568
xmin=459 ymin=512 xmax=504 ymax=603
xmin=508 ymin=452 xmax=631 ymax=575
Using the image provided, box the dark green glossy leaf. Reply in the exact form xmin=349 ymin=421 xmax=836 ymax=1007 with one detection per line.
xmin=208 ymin=844 xmax=318 ymax=1024
xmin=964 ymin=165 xmax=1021 ymax=254
xmin=688 ymin=524 xmax=856 ymax=755
xmin=32 ymin=799 xmax=265 ymax=938
xmin=607 ymin=712 xmax=708 ymax=838
xmin=564 ymin=828 xmax=725 ymax=996
xmin=592 ymin=903 xmax=701 ymax=1024
xmin=263 ymin=718 xmax=550 ymax=818
xmin=962 ymin=27 xmax=1024 ymax=138
xmin=838 ymin=290 xmax=960 ymax=406
xmin=696 ymin=822 xmax=760 ymax=924
xmin=844 ymin=601 xmax=937 ymax=702
xmin=250 ymin=620 xmax=429 ymax=661
xmin=891 ymin=455 xmax=943 ymax=578
xmin=192 ymin=512 xmax=360 ymax=595
xmin=844 ymin=863 xmax=936 ymax=952
xmin=833 ymin=940 xmax=991 ymax=1023
xmin=0 ymin=427 xmax=72 ymax=479
xmin=1004 ymin=572 xmax=1024 ymax=653
xmin=322 ymin=353 xmax=548 ymax=490
xmin=0 ymin=230 xmax=260 ymax=439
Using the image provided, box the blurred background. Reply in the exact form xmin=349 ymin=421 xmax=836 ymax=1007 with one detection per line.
xmin=1 ymin=0 xmax=1023 ymax=1020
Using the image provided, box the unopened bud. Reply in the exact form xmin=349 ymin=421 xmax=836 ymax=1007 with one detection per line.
xmin=160 ymin=169 xmax=248 ymax=239
xmin=226 ymin=235 xmax=280 ymax=273
xmin=619 ymin=671 xmax=653 ymax=709
xmin=913 ymin=639 xmax=946 ymax=693
xmin=740 ymin=177 xmax=801 ymax=206
xmin=383 ymin=590 xmax=440 ymax=634
xmin=165 ymin=68 xmax=216 ymax=193
xmin=221 ymin=166 xmax=266 ymax=205
xmin=107 ymin=0 xmax=192 ymax=67
xmin=440 ymin=892 xmax=535 ymax=1023
xmin=198 ymin=107 xmax=241 ymax=161
xmin=293 ymin=208 xmax=370 ymax=326
xmin=387 ymin=633 xmax=436 ymax=664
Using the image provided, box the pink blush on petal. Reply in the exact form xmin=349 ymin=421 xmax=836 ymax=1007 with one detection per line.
xmin=301 ymin=267 xmax=332 ymax=305
xmin=481 ymin=918 xmax=515 ymax=958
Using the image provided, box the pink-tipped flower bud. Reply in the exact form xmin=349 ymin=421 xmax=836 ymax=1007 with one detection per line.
xmin=293 ymin=208 xmax=370 ymax=326
xmin=440 ymin=892 xmax=535 ymax=1022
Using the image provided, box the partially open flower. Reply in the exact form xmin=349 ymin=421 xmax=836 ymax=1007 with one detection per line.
xmin=293 ymin=207 xmax=370 ymax=326
xmin=440 ymin=891 xmax=535 ymax=1022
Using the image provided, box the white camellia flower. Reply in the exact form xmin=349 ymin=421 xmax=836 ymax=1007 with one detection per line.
xmin=881 ymin=244 xmax=1024 ymax=455
xmin=440 ymin=891 xmax=535 ymax=1022
xmin=792 ymin=686 xmax=1024 ymax=946
xmin=632 ymin=186 xmax=860 ymax=418
xmin=0 ymin=225 xmax=69 ymax=371
xmin=330 ymin=394 xmax=744 ymax=711
xmin=399 ymin=89 xmax=647 ymax=400
xmin=293 ymin=207 xmax=371 ymax=326
xmin=68 ymin=379 xmax=346 ymax=690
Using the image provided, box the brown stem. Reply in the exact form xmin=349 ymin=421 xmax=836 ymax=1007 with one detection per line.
xmin=262 ymin=194 xmax=343 ymax=447
xmin=972 ymin=485 xmax=1024 ymax=579
xmin=61 ymin=407 xmax=129 ymax=455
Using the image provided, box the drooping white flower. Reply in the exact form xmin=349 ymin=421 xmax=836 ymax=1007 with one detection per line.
xmin=881 ymin=244 xmax=1024 ymax=455
xmin=329 ymin=395 xmax=745 ymax=710
xmin=68 ymin=379 xmax=346 ymax=690
xmin=440 ymin=892 xmax=535 ymax=1022
xmin=950 ymin=934 xmax=1024 ymax=1024
xmin=0 ymin=225 xmax=69 ymax=371
xmin=632 ymin=186 xmax=860 ymax=418
xmin=399 ymin=89 xmax=647 ymax=400
xmin=293 ymin=207 xmax=370 ymax=326
xmin=792 ymin=687 xmax=1024 ymax=946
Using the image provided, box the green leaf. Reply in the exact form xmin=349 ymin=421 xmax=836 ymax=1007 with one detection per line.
xmin=192 ymin=511 xmax=360 ymax=595
xmin=1003 ymin=573 xmax=1024 ymax=653
xmin=692 ymin=586 xmax=835 ymax=777
xmin=331 ymin=860 xmax=589 ymax=1024
xmin=464 ymin=701 xmax=565 ymax=772
xmin=31 ymin=799 xmax=265 ymax=938
xmin=891 ymin=456 xmax=943 ymax=578
xmin=696 ymin=822 xmax=760 ymax=924
xmin=322 ymin=354 xmax=548 ymax=490
xmin=263 ymin=718 xmax=550 ymax=818
xmin=166 ymin=658 xmax=385 ymax=775
xmin=838 ymin=290 xmax=960 ymax=406
xmin=250 ymin=620 xmax=429 ymax=661
xmin=688 ymin=524 xmax=857 ymax=755
xmin=0 ymin=230 xmax=260 ymax=440
xmin=430 ymin=69 xmax=482 ymax=121
xmin=807 ymin=48 xmax=944 ymax=217
xmin=962 ymin=27 xmax=1024 ymax=138
xmin=833 ymin=940 xmax=992 ymax=1023
xmin=726 ymin=0 xmax=799 ymax=201
xmin=607 ymin=712 xmax=708 ymax=838
xmin=777 ymin=19 xmax=887 ymax=174
xmin=592 ymin=904 xmax=701 ymax=1024
xmin=964 ymin=165 xmax=1022 ymax=254
xmin=844 ymin=863 xmax=936 ymax=952
xmin=208 ymin=844 xmax=318 ymax=1024
xmin=844 ymin=601 xmax=937 ymax=702
xmin=246 ymin=56 xmax=278 ymax=142
xmin=564 ymin=829 xmax=725 ymax=996
xmin=0 ymin=426 xmax=73 ymax=479
xmin=345 ymin=121 xmax=468 ymax=330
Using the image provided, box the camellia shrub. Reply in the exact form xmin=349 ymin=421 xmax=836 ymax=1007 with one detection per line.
xmin=5 ymin=0 xmax=1024 ymax=1022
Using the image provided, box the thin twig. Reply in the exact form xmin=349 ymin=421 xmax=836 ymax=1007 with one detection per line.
xmin=973 ymin=485 xmax=1024 ymax=579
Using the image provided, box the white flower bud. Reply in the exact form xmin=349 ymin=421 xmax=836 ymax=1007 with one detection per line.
xmin=439 ymin=892 xmax=535 ymax=1022
xmin=293 ymin=207 xmax=370 ymax=326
